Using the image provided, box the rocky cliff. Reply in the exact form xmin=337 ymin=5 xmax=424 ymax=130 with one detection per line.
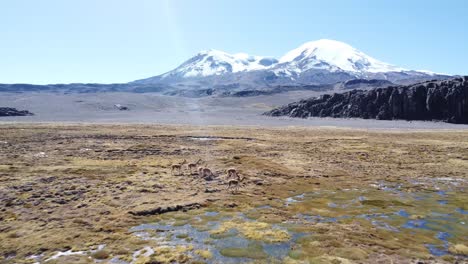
xmin=0 ymin=107 xmax=34 ymax=117
xmin=265 ymin=77 xmax=468 ymax=124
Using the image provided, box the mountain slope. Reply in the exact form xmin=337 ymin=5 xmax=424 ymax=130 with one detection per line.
xmin=133 ymin=39 xmax=449 ymax=92
xmin=134 ymin=50 xmax=278 ymax=85
xmin=0 ymin=39 xmax=453 ymax=96
xmin=276 ymin=39 xmax=405 ymax=75
xmin=164 ymin=50 xmax=278 ymax=78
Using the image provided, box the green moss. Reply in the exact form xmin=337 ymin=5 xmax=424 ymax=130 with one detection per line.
xmin=172 ymin=213 xmax=192 ymax=221
xmin=211 ymin=221 xmax=290 ymax=243
xmin=288 ymin=249 xmax=305 ymax=260
xmin=144 ymin=245 xmax=192 ymax=263
xmin=195 ymin=249 xmax=213 ymax=259
xmin=199 ymin=214 xmax=223 ymax=222
xmin=449 ymin=244 xmax=468 ymax=255
xmin=244 ymin=211 xmax=262 ymax=220
xmin=219 ymin=243 xmax=268 ymax=259
xmin=204 ymin=238 xmax=215 ymax=245
xmin=308 ymin=255 xmax=354 ymax=264
xmin=173 ymin=220 xmax=189 ymax=226
xmin=442 ymin=255 xmax=456 ymax=262
xmin=192 ymin=225 xmax=211 ymax=232
xmin=176 ymin=233 xmax=189 ymax=239
xmin=451 ymin=195 xmax=468 ymax=210
xmin=296 ymin=235 xmax=315 ymax=244
xmin=210 ymin=230 xmax=237 ymax=239
xmin=330 ymin=247 xmax=368 ymax=260
xmin=282 ymin=223 xmax=316 ymax=233
xmin=361 ymin=199 xmax=411 ymax=208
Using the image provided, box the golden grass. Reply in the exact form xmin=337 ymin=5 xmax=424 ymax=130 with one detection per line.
xmin=0 ymin=124 xmax=466 ymax=263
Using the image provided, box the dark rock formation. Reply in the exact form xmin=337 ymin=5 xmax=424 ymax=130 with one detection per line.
xmin=337 ymin=79 xmax=393 ymax=90
xmin=0 ymin=107 xmax=34 ymax=117
xmin=265 ymin=77 xmax=468 ymax=124
xmin=114 ymin=104 xmax=129 ymax=111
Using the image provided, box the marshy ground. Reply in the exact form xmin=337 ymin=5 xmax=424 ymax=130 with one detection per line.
xmin=0 ymin=124 xmax=467 ymax=263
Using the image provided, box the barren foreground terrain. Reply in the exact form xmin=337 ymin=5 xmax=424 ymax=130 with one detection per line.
xmin=0 ymin=124 xmax=467 ymax=263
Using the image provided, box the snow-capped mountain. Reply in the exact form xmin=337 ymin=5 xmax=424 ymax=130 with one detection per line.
xmin=1 ymin=39 xmax=452 ymax=96
xmin=133 ymin=39 xmax=449 ymax=93
xmin=161 ymin=49 xmax=278 ymax=78
xmin=274 ymin=39 xmax=406 ymax=76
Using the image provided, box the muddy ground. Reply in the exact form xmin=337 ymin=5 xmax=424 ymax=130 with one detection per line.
xmin=0 ymin=124 xmax=467 ymax=263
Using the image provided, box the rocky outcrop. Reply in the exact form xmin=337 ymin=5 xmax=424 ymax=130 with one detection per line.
xmin=337 ymin=79 xmax=393 ymax=90
xmin=265 ymin=77 xmax=468 ymax=124
xmin=0 ymin=107 xmax=34 ymax=117
xmin=114 ymin=104 xmax=129 ymax=110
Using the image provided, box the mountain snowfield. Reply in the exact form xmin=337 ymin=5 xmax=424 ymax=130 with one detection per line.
xmin=0 ymin=39 xmax=451 ymax=96
xmin=158 ymin=39 xmax=430 ymax=78
xmin=161 ymin=49 xmax=278 ymax=78
xmin=275 ymin=39 xmax=407 ymax=75
xmin=133 ymin=39 xmax=448 ymax=92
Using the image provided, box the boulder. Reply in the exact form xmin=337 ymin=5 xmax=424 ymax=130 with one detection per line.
xmin=0 ymin=107 xmax=34 ymax=117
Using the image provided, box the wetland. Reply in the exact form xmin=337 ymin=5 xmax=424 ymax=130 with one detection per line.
xmin=0 ymin=124 xmax=467 ymax=263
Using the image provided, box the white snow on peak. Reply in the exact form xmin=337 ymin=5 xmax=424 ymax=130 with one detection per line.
xmin=278 ymin=39 xmax=406 ymax=74
xmin=163 ymin=49 xmax=278 ymax=78
xmin=159 ymin=39 xmax=437 ymax=80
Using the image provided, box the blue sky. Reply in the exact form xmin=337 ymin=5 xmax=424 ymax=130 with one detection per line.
xmin=1 ymin=0 xmax=467 ymax=84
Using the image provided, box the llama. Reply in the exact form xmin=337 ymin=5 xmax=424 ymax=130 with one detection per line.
xmin=198 ymin=166 xmax=214 ymax=180
xmin=188 ymin=159 xmax=202 ymax=175
xmin=171 ymin=159 xmax=187 ymax=176
xmin=227 ymin=174 xmax=246 ymax=193
xmin=227 ymin=168 xmax=238 ymax=179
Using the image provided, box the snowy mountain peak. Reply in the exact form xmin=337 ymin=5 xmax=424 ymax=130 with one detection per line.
xmin=277 ymin=39 xmax=406 ymax=74
xmin=162 ymin=49 xmax=278 ymax=78
xmin=137 ymin=39 xmax=447 ymax=87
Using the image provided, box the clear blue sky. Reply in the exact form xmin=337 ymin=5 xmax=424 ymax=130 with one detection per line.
xmin=1 ymin=0 xmax=467 ymax=84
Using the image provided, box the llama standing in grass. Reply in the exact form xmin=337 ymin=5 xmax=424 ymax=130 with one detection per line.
xmin=227 ymin=174 xmax=246 ymax=193
xmin=198 ymin=166 xmax=214 ymax=179
xmin=171 ymin=160 xmax=186 ymax=176
xmin=188 ymin=159 xmax=202 ymax=175
xmin=227 ymin=168 xmax=238 ymax=179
